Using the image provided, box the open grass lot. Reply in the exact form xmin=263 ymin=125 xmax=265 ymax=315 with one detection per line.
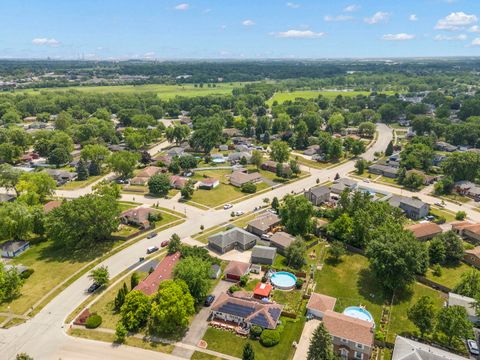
xmin=58 ymin=175 xmax=104 ymax=190
xmin=202 ymin=316 xmax=305 ymax=360
xmin=315 ymin=252 xmax=444 ymax=342
xmin=267 ymin=90 xmax=397 ymax=106
xmin=69 ymin=328 xmax=174 ymax=354
xmin=426 ymin=262 xmax=474 ymax=289
xmin=23 ymin=82 xmax=246 ymax=99
xmin=190 ymin=182 xmax=269 ymax=208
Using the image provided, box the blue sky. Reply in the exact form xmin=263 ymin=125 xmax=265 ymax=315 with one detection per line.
xmin=1 ymin=0 xmax=480 ymax=59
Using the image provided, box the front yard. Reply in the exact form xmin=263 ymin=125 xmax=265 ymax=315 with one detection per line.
xmin=58 ymin=175 xmax=104 ymax=190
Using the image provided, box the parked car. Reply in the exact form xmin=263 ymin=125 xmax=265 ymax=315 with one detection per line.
xmin=204 ymin=295 xmax=215 ymax=307
xmin=363 ymin=179 xmax=370 ymax=183
xmin=146 ymin=246 xmax=159 ymax=254
xmin=261 ymin=233 xmax=272 ymax=240
xmin=161 ymin=240 xmax=170 ymax=247
xmin=87 ymin=282 xmax=101 ymax=293
xmin=224 ymin=204 xmax=233 ymax=210
xmin=434 ymin=202 xmax=445 ymax=208
xmin=146 ymin=232 xmax=157 ymax=239
xmin=234 ymin=210 xmax=244 ymax=216
xmin=468 ymin=340 xmax=479 ymax=355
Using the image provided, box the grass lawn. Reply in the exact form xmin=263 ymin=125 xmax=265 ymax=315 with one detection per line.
xmin=267 ymin=90 xmax=397 ymax=106
xmin=191 ymin=352 xmax=222 ymax=360
xmin=118 ymin=201 xmax=140 ymax=212
xmin=69 ymin=328 xmax=174 ymax=354
xmin=23 ymin=82 xmax=247 ymax=99
xmin=315 ymin=252 xmax=444 ymax=342
xmin=272 ymin=290 xmax=304 ymax=314
xmin=190 ymin=182 xmax=269 ymax=208
xmin=203 ymin=316 xmax=305 ymax=360
xmin=122 ymin=185 xmax=148 ymax=194
xmin=425 ymin=262 xmax=474 ymax=289
xmin=293 ymin=155 xmax=331 ymax=170
xmin=58 ymin=175 xmax=104 ymax=190
xmin=429 ymin=207 xmax=456 ymax=223
xmin=439 ymin=193 xmax=472 ymax=204
xmin=112 ymin=224 xmax=139 ymax=237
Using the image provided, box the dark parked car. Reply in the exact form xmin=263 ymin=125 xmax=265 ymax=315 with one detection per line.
xmin=146 ymin=232 xmax=157 ymax=239
xmin=87 ymin=283 xmax=101 ymax=293
xmin=204 ymin=295 xmax=215 ymax=307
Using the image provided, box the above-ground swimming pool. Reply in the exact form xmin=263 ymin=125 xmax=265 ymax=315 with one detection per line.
xmin=270 ymin=271 xmax=297 ymax=290
xmin=343 ymin=306 xmax=375 ymax=325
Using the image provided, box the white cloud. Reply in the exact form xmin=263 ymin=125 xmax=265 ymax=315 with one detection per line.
xmin=434 ymin=34 xmax=467 ymax=41
xmin=31 ymin=38 xmax=60 ymax=47
xmin=286 ymin=2 xmax=300 ymax=8
xmin=472 ymin=37 xmax=480 ymax=46
xmin=435 ymin=12 xmax=477 ymax=30
xmin=344 ymin=4 xmax=360 ymax=13
xmin=409 ymin=14 xmax=418 ymax=21
xmin=382 ymin=33 xmax=415 ymax=41
xmin=271 ymin=30 xmax=325 ymax=39
xmin=364 ymin=12 xmax=390 ymax=25
xmin=469 ymin=25 xmax=480 ymax=33
xmin=174 ymin=3 xmax=189 ymax=11
xmin=143 ymin=52 xmax=156 ymax=59
xmin=324 ymin=15 xmax=353 ymax=22
xmin=242 ymin=19 xmax=255 ymax=26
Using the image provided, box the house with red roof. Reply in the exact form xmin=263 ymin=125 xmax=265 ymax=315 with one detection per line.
xmin=134 ymin=252 xmax=181 ymax=296
xmin=120 ymin=207 xmax=156 ymax=229
xmin=224 ymin=261 xmax=250 ymax=282
xmin=253 ymin=282 xmax=273 ymax=299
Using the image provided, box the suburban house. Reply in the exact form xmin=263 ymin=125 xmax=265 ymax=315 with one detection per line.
xmin=368 ymin=164 xmax=398 ymax=178
xmin=229 ymin=170 xmax=262 ymax=187
xmin=405 ymin=169 xmax=437 ymax=185
xmin=134 ymin=252 xmax=181 ymax=295
xmin=435 ymin=141 xmax=457 ymax=152
xmin=250 ymin=245 xmax=276 ymax=265
xmin=209 ymin=264 xmax=222 ymax=279
xmin=386 ymin=195 xmax=429 ymax=220
xmin=269 ymin=231 xmax=296 ymax=255
xmin=120 ymin=207 xmax=156 ymax=229
xmin=306 ymin=293 xmax=337 ymax=319
xmin=304 ymin=186 xmax=331 ymax=206
xmin=246 ymin=213 xmax=281 ymax=236
xmin=224 ymin=261 xmax=251 ymax=281
xmin=330 ymin=178 xmax=358 ymax=195
xmin=167 ymin=147 xmax=185 ymax=157
xmin=44 ymin=169 xmax=77 ymax=185
xmin=392 ymin=336 xmax=467 ymax=360
xmin=452 ymin=221 xmax=480 ymax=242
xmin=448 ymin=292 xmax=479 ymax=323
xmin=130 ymin=166 xmax=164 ymax=186
xmin=228 ymin=151 xmax=252 ymax=163
xmin=405 ymin=222 xmax=443 ymax=241
xmin=323 ymin=310 xmax=375 ymax=360
xmin=43 ymin=200 xmax=62 ymax=213
xmin=253 ymin=282 xmax=273 ymax=299
xmin=197 ymin=177 xmax=220 ymax=190
xmin=261 ymin=160 xmax=290 ymax=173
xmin=152 ymin=154 xmax=172 ymax=166
xmin=454 ymin=181 xmax=480 ymax=201
xmin=169 ymin=175 xmax=188 ymax=189
xmin=1 ymin=240 xmax=30 ymax=258
xmin=303 ymin=145 xmax=320 ymax=156
xmin=464 ymin=247 xmax=480 ymax=268
xmin=208 ymin=227 xmax=259 ymax=254
xmin=210 ymin=292 xmax=283 ymax=329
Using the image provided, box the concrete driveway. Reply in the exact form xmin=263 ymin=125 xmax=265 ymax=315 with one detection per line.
xmin=172 ymin=279 xmax=232 ymax=358
xmin=292 ymin=319 xmax=320 ymax=360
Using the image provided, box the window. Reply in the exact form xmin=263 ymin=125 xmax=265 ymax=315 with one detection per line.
xmin=340 ymin=338 xmax=348 ymax=343
xmin=356 ymin=343 xmax=364 ymax=349
xmin=354 ymin=351 xmax=363 ymax=360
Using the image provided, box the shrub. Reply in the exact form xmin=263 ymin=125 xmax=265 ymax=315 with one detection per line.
xmin=250 ymin=325 xmax=263 ymax=338
xmin=435 ymin=216 xmax=446 ymax=225
xmin=115 ymin=322 xmax=128 ymax=343
xmin=432 ymin=264 xmax=443 ymax=277
xmin=260 ymin=329 xmax=280 ymax=347
xmin=20 ymin=268 xmax=34 ymax=279
xmin=456 ymin=211 xmax=467 ymax=221
xmin=375 ymin=329 xmax=386 ymax=342
xmin=239 ymin=275 xmax=249 ymax=287
xmin=241 ymin=182 xmax=257 ymax=194
xmin=295 ymin=279 xmax=304 ymax=289
xmin=85 ymin=314 xmax=103 ymax=329
xmin=229 ymin=285 xmax=241 ymax=293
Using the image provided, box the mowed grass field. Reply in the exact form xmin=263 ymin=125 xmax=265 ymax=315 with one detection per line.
xmin=267 ymin=90 xmax=397 ymax=106
xmin=22 ymin=82 xmax=246 ymax=99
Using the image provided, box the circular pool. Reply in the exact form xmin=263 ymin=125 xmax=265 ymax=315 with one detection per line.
xmin=270 ymin=271 xmax=297 ymax=290
xmin=343 ymin=306 xmax=374 ymax=324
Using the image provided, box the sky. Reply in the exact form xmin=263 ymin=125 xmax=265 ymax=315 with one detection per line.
xmin=1 ymin=0 xmax=480 ymax=59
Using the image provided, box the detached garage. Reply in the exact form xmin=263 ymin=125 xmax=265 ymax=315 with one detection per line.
xmin=224 ymin=261 xmax=250 ymax=282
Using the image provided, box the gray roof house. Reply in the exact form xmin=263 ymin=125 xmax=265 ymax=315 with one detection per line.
xmin=228 ymin=151 xmax=252 ymax=163
xmin=304 ymin=186 xmax=330 ymax=205
xmin=1 ymin=240 xmax=30 ymax=258
xmin=330 ymin=178 xmax=358 ymax=195
xmin=368 ymin=164 xmax=398 ymax=178
xmin=209 ymin=264 xmax=222 ymax=279
xmin=448 ymin=292 xmax=479 ymax=323
xmin=270 ymin=232 xmax=296 ymax=255
xmin=251 ymin=245 xmax=276 ymax=265
xmin=44 ymin=169 xmax=77 ymax=185
xmin=247 ymin=213 xmax=281 ymax=236
xmin=167 ymin=147 xmax=185 ymax=157
xmin=392 ymin=336 xmax=467 ymax=360
xmin=387 ymin=195 xmax=429 ymax=220
xmin=208 ymin=227 xmax=259 ymax=254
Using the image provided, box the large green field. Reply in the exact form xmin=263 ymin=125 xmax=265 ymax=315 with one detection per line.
xmin=267 ymin=90 xmax=397 ymax=106
xmin=21 ymin=82 xmax=246 ymax=99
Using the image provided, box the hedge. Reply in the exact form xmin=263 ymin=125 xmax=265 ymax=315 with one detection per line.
xmin=260 ymin=329 xmax=280 ymax=347
xmin=85 ymin=314 xmax=103 ymax=329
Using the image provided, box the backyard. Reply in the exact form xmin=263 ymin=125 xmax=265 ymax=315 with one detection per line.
xmin=425 ymin=262 xmax=474 ymax=289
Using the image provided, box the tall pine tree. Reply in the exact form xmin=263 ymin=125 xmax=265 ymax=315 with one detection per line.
xmin=385 ymin=141 xmax=394 ymax=157
xmin=76 ymin=159 xmax=89 ymax=180
xmin=307 ymin=323 xmax=335 ymax=360
xmin=242 ymin=343 xmax=255 ymax=360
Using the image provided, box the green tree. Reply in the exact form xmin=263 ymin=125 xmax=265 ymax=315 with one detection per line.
xmin=76 ymin=159 xmax=89 ymax=180
xmin=402 ymin=171 xmax=425 ymax=190
xmin=168 ymin=233 xmax=181 ymax=255
xmin=439 ymin=231 xmax=464 ymax=264
xmin=0 ymin=143 xmax=22 ymax=163
xmin=130 ymin=273 xmax=140 ymax=290
xmin=251 ymin=150 xmax=263 ymax=170
xmin=436 ymin=305 xmax=473 ymax=346
xmin=243 ymin=343 xmax=255 ymax=360
xmin=114 ymin=283 xmax=128 ymax=311
xmin=285 ymin=237 xmax=307 ymax=269
xmin=148 ymin=173 xmax=171 ymax=197
xmin=165 ymin=124 xmax=191 ymax=146
xmin=115 ymin=322 xmax=128 ymax=343
xmin=48 ymin=146 xmax=71 ymax=167
xmin=81 ymin=144 xmax=110 ymax=171
xmin=328 ymin=241 xmax=346 ymax=262
xmin=270 ymin=140 xmax=290 ymax=163
xmin=180 ymin=180 xmax=194 ymax=199
xmin=108 ymin=151 xmax=139 ymax=179
xmin=428 ymin=237 xmax=446 ymax=265
xmin=120 ymin=290 xmax=151 ymax=332
xmin=327 ymin=213 xmax=353 ymax=243
xmin=148 ymin=280 xmax=195 ymax=336
xmin=92 ymin=180 xmax=121 ymax=200
xmin=89 ymin=266 xmax=109 ymax=286
xmin=16 ymin=171 xmax=56 ymax=205
xmin=15 ymin=354 xmax=33 ymax=360
xmin=0 ymin=164 xmax=22 ymax=195
xmin=271 ymin=197 xmax=279 ymax=211
xmin=455 ymin=211 xmax=467 ymax=221
xmin=442 ymin=151 xmax=480 ymax=182
xmin=279 ymin=195 xmax=314 ymax=236
xmin=307 ymin=322 xmax=335 ymax=360
xmin=241 ymin=182 xmax=257 ymax=194
xmin=173 ymin=257 xmax=210 ymax=304
xmin=378 ymin=103 xmax=400 ymax=123
xmin=190 ymin=115 xmax=223 ymax=153
xmin=385 ymin=141 xmax=394 ymax=157
xmin=0 ymin=262 xmax=23 ymax=303
xmin=358 ymin=122 xmax=376 ymax=138
xmin=354 ymin=159 xmax=368 ymax=175
xmin=0 ymin=202 xmax=33 ymax=241
xmin=351 ymin=140 xmax=366 ymax=157
xmin=407 ymin=296 xmax=436 ymax=337
xmin=453 ymin=269 xmax=480 ymax=298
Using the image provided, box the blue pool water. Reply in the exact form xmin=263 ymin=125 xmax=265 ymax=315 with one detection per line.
xmin=270 ymin=271 xmax=297 ymax=290
xmin=343 ymin=306 xmax=374 ymax=323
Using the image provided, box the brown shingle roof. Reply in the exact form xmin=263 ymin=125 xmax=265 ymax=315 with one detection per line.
xmin=323 ymin=310 xmax=374 ymax=347
xmin=137 ymin=166 xmax=162 ymax=178
xmin=307 ymin=293 xmax=337 ymax=313
xmin=224 ymin=261 xmax=250 ymax=277
xmin=247 ymin=213 xmax=281 ymax=232
xmin=270 ymin=232 xmax=296 ymax=249
xmin=466 ymin=246 xmax=480 ymax=258
xmin=44 ymin=200 xmax=62 ymax=213
xmin=451 ymin=221 xmax=476 ymax=231
xmin=405 ymin=223 xmax=443 ymax=239
xmin=229 ymin=171 xmax=261 ymax=185
xmin=134 ymin=252 xmax=181 ymax=295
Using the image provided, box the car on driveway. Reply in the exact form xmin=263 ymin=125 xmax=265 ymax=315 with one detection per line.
xmin=467 ymin=339 xmax=479 ymax=356
xmin=224 ymin=204 xmax=233 ymax=210
xmin=146 ymin=246 xmax=159 ymax=254
xmin=86 ymin=282 xmax=101 ymax=293
xmin=146 ymin=232 xmax=157 ymax=239
xmin=204 ymin=295 xmax=215 ymax=307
